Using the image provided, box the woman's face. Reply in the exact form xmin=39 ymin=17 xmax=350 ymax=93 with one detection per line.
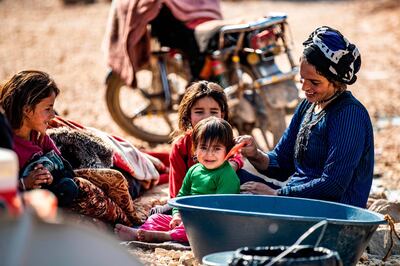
xmin=300 ymin=59 xmax=336 ymax=103
xmin=190 ymin=96 xmax=224 ymax=128
xmin=24 ymin=92 xmax=56 ymax=135
xmin=195 ymin=141 xmax=226 ymax=170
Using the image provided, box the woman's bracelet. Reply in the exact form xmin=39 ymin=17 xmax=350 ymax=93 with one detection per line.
xmin=19 ymin=178 xmax=26 ymax=191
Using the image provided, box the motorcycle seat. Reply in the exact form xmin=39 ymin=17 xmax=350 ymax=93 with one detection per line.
xmin=194 ymin=18 xmax=244 ymax=53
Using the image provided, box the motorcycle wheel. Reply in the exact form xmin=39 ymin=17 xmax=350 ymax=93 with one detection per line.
xmin=105 ymin=68 xmax=188 ymax=144
xmin=227 ymin=65 xmax=288 ymax=150
xmin=261 ymin=99 xmax=287 ymax=148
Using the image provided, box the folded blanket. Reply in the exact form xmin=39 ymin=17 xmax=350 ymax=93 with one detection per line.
xmin=48 ymin=116 xmax=161 ymax=190
xmin=47 ymin=127 xmax=113 ymax=169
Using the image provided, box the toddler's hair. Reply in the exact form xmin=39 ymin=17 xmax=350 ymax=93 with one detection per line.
xmin=175 ymin=80 xmax=229 ymax=136
xmin=0 ymin=70 xmax=60 ymax=129
xmin=192 ymin=116 xmax=234 ymax=154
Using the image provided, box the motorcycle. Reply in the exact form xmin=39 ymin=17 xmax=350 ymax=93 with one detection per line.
xmin=105 ymin=13 xmax=299 ymax=149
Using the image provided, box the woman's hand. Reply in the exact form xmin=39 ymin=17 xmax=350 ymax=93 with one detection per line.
xmin=23 ymin=164 xmax=53 ymax=189
xmin=240 ymin=181 xmax=277 ymax=195
xmin=169 ymin=213 xmax=182 ymax=229
xmin=235 ymin=135 xmax=258 ymax=158
xmin=235 ymin=135 xmax=269 ymax=171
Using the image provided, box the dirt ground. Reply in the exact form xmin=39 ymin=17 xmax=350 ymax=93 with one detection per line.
xmin=1 ymin=0 xmax=399 ymax=264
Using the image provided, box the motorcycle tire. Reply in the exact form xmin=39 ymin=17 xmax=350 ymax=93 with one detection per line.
xmin=227 ymin=64 xmax=288 ymax=150
xmin=105 ymin=70 xmax=185 ymax=144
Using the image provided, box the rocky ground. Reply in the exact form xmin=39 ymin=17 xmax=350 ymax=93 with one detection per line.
xmin=1 ymin=0 xmax=399 ymax=265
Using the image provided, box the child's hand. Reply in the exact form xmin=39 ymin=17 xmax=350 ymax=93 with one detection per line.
xmin=24 ymin=164 xmax=53 ymax=189
xmin=228 ymin=160 xmax=239 ymax=171
xmin=228 ymin=154 xmax=244 ymax=171
xmin=169 ymin=214 xmax=182 ymax=229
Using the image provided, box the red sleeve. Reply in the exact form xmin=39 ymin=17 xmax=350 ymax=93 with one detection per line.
xmin=168 ymin=133 xmax=195 ymax=198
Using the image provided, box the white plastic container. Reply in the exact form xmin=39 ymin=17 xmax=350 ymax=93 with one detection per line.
xmin=0 ymin=148 xmax=19 ymax=214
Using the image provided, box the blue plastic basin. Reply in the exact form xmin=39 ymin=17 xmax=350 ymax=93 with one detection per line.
xmin=168 ymin=195 xmax=385 ymax=266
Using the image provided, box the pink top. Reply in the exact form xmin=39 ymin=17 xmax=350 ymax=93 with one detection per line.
xmin=13 ymin=131 xmax=61 ymax=169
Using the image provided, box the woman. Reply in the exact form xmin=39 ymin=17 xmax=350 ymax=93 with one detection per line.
xmin=238 ymin=26 xmax=374 ymax=208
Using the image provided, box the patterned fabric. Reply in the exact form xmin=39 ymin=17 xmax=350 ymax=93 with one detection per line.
xmin=303 ymin=26 xmax=361 ymax=85
xmin=71 ymin=177 xmax=132 ymax=226
xmin=74 ymin=168 xmax=146 ymax=225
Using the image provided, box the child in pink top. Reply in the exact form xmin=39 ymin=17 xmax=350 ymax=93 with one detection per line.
xmin=0 ymin=70 xmax=138 ymax=225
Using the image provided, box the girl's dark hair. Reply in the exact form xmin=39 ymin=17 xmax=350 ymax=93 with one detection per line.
xmin=192 ymin=116 xmax=234 ymax=154
xmin=0 ymin=70 xmax=60 ymax=129
xmin=174 ymin=81 xmax=229 ymax=137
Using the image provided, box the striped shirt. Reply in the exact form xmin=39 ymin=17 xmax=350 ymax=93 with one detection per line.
xmin=264 ymin=91 xmax=374 ymax=208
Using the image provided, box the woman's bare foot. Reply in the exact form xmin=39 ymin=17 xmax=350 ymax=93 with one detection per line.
xmin=114 ymin=224 xmax=138 ymax=241
xmin=137 ymin=229 xmax=173 ymax=242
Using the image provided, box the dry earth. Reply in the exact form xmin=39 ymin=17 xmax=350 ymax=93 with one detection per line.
xmin=1 ymin=0 xmax=399 ymax=265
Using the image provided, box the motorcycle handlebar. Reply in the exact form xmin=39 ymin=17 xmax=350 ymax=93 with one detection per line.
xmin=218 ymin=14 xmax=287 ymax=49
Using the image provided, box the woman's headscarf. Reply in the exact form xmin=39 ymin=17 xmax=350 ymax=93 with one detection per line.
xmin=302 ymin=26 xmax=361 ymax=85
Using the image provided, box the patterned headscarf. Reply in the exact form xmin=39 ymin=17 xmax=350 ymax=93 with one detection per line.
xmin=303 ymin=26 xmax=361 ymax=85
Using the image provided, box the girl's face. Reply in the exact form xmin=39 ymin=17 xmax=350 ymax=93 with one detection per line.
xmin=196 ymin=141 xmax=226 ymax=170
xmin=300 ymin=59 xmax=336 ymax=103
xmin=190 ymin=96 xmax=224 ymax=128
xmin=24 ymin=92 xmax=56 ymax=135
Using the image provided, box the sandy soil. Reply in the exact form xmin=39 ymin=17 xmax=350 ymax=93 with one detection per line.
xmin=1 ymin=0 xmax=399 ymax=264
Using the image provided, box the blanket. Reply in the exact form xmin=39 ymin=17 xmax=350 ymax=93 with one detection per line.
xmin=48 ymin=116 xmax=163 ymax=190
xmin=48 ymin=127 xmax=114 ymax=169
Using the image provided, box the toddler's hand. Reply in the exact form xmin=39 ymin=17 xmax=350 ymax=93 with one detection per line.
xmin=169 ymin=214 xmax=182 ymax=229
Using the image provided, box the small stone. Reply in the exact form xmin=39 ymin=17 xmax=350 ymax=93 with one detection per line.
xmin=368 ymin=224 xmax=400 ymax=256
xmin=155 ymin=248 xmax=167 ymax=255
